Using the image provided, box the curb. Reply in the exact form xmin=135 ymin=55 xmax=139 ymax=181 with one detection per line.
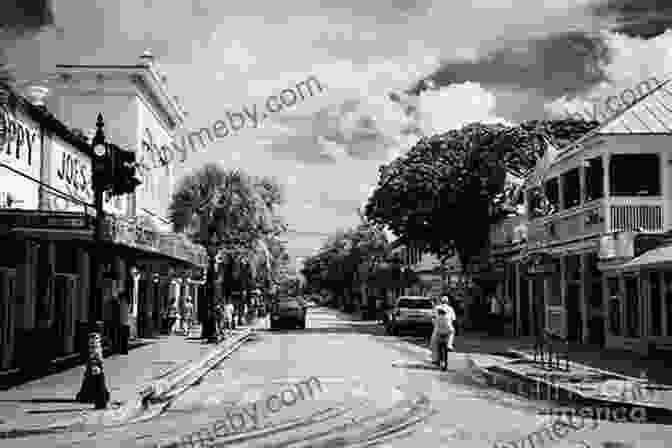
xmin=480 ymin=355 xmax=672 ymax=424
xmin=0 ymin=328 xmax=256 ymax=438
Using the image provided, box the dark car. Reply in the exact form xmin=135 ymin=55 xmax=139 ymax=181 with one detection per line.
xmin=385 ymin=296 xmax=435 ymax=335
xmin=270 ymin=297 xmax=307 ymax=329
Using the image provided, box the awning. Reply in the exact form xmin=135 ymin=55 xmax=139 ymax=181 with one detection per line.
xmin=605 ymin=243 xmax=672 ymax=273
xmin=12 ymin=227 xmax=93 ymax=242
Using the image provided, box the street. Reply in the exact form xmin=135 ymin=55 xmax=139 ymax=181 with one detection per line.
xmin=1 ymin=307 xmax=668 ymax=448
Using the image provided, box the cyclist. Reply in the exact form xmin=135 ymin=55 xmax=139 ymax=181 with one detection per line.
xmin=431 ymin=295 xmax=456 ymax=365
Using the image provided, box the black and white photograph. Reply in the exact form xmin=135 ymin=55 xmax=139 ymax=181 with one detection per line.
xmin=0 ymin=1 xmax=671 ymax=447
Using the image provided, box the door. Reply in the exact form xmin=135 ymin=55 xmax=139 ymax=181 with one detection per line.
xmin=566 ymin=283 xmax=581 ymax=342
xmin=519 ymin=274 xmax=531 ymax=336
xmin=52 ymin=275 xmax=77 ymax=357
xmin=0 ymin=269 xmax=17 ymax=369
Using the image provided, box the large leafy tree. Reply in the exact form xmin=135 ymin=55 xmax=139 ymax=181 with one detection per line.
xmin=365 ymin=118 xmax=599 ymax=276
xmin=301 ymin=219 xmax=389 ymax=307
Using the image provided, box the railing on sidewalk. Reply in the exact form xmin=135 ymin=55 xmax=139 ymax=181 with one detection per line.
xmin=533 ymin=329 xmax=570 ymax=371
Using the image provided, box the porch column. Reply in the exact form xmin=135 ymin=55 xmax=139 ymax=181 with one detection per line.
xmin=603 ymin=153 xmax=611 ymax=231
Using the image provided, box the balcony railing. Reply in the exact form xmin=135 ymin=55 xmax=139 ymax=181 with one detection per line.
xmin=102 ymin=214 xmax=207 ymax=267
xmin=608 ymin=197 xmax=664 ymax=232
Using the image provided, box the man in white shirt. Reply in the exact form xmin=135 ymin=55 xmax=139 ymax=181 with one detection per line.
xmin=431 ymin=296 xmax=456 ymax=364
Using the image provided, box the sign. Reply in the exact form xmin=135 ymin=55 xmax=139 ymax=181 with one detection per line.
xmin=0 ymin=210 xmax=90 ymax=229
xmin=0 ymin=105 xmax=39 ymax=173
xmin=50 ymin=138 xmax=93 ymax=212
xmin=0 ymin=105 xmax=41 ymax=209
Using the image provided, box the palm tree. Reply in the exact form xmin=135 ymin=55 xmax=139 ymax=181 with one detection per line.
xmin=169 ymin=164 xmax=287 ymax=339
xmin=169 ymin=164 xmax=269 ymax=340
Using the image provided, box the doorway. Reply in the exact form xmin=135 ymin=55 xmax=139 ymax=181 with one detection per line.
xmin=0 ymin=269 xmax=17 ymax=370
xmin=566 ymin=283 xmax=582 ymax=342
xmin=52 ymin=274 xmax=77 ymax=357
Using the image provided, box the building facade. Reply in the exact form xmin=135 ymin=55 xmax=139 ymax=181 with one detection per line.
xmin=489 ymin=78 xmax=672 ymax=354
xmin=0 ymin=54 xmax=206 ymax=373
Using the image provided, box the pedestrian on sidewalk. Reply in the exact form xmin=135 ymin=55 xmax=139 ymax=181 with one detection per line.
xmin=167 ymin=300 xmax=179 ymax=334
xmin=488 ymin=295 xmax=503 ymax=336
xmin=225 ymin=301 xmax=235 ymax=331
xmin=181 ymin=296 xmax=194 ymax=335
xmin=431 ymin=296 xmax=457 ymax=365
xmin=119 ymin=290 xmax=131 ymax=354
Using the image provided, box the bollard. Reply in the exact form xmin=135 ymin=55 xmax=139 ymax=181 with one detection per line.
xmin=75 ymin=326 xmax=110 ymax=409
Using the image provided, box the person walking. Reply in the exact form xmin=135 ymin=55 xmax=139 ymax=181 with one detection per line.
xmin=119 ymin=291 xmax=131 ymax=354
xmin=224 ymin=301 xmax=235 ymax=331
xmin=167 ymin=300 xmax=179 ymax=335
xmin=431 ymin=296 xmax=457 ymax=365
xmin=488 ymin=295 xmax=503 ymax=336
xmin=182 ymin=296 xmax=194 ymax=335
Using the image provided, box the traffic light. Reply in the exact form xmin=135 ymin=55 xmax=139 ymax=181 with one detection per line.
xmin=109 ymin=145 xmax=142 ymax=196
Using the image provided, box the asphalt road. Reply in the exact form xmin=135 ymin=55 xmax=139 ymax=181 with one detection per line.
xmin=5 ymin=306 xmax=670 ymax=447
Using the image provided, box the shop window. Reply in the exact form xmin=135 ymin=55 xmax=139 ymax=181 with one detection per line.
xmin=608 ymin=278 xmax=621 ymax=335
xmin=650 ymin=272 xmax=662 ymax=336
xmin=624 ymin=276 xmax=640 ymax=338
xmin=584 ymin=157 xmax=604 ymax=201
xmin=562 ymin=168 xmax=581 ymax=209
xmin=544 ymin=178 xmax=559 ymax=212
xmin=609 ymin=154 xmax=660 ymax=196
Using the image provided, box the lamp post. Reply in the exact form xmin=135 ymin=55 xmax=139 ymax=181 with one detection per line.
xmin=76 ymin=114 xmax=111 ymax=409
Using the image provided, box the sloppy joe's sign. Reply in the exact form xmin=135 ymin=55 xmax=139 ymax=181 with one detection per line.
xmin=0 ymin=104 xmax=39 ymax=174
xmin=50 ymin=138 xmax=93 ymax=212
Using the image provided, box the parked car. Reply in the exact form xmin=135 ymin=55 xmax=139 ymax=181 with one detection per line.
xmin=385 ymin=296 xmax=435 ymax=336
xmin=270 ymin=297 xmax=307 ymax=329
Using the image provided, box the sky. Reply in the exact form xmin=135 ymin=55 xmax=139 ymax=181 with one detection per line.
xmin=4 ymin=0 xmax=672 ymax=261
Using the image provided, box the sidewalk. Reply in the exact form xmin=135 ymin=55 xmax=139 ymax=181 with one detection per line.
xmin=0 ymin=320 xmax=264 ymax=433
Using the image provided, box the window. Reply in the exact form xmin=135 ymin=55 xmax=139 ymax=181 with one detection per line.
xmin=584 ymin=157 xmax=604 ymax=201
xmin=609 ymin=154 xmax=660 ymax=196
xmin=665 ymin=273 xmax=672 ymax=337
xmin=397 ymin=298 xmax=433 ymax=309
xmin=548 ymin=270 xmax=562 ymax=306
xmin=608 ymin=278 xmax=621 ymax=335
xmin=650 ymin=272 xmax=662 ymax=336
xmin=624 ymin=276 xmax=640 ymax=338
xmin=562 ymin=168 xmax=581 ymax=209
xmin=544 ymin=178 xmax=559 ymax=211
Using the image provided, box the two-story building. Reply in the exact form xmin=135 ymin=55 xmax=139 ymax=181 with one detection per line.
xmin=490 ymin=76 xmax=672 ymax=355
xmin=0 ymin=53 xmax=207 ymax=374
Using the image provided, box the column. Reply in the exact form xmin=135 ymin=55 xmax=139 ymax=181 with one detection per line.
xmin=603 ymin=153 xmax=611 ymax=231
xmin=514 ymin=262 xmax=521 ymax=337
xmin=560 ymin=255 xmax=567 ymax=338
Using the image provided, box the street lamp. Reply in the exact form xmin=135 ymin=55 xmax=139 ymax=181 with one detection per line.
xmin=76 ymin=113 xmax=111 ymax=409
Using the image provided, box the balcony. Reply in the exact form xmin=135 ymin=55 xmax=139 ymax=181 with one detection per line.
xmin=102 ymin=214 xmax=207 ymax=267
xmin=527 ymin=196 xmax=665 ymax=247
xmin=608 ymin=197 xmax=664 ymax=233
xmin=490 ymin=214 xmax=528 ymax=248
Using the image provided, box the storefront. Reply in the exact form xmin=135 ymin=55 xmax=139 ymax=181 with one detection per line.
xmin=599 ymin=232 xmax=672 ymax=355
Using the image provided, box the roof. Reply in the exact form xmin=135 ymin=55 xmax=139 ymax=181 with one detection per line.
xmin=559 ymin=76 xmax=672 ymax=158
xmin=618 ymin=244 xmax=672 ymax=273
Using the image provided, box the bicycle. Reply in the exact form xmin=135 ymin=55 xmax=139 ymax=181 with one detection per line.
xmin=437 ymin=333 xmax=450 ymax=371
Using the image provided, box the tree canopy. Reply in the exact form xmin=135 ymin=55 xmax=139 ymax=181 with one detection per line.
xmin=364 ymin=118 xmax=599 ymax=273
